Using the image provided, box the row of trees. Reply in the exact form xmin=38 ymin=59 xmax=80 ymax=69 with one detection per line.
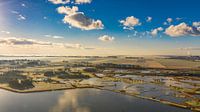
xmin=43 ymin=70 xmax=90 ymax=79
xmin=0 ymin=71 xmax=34 ymax=90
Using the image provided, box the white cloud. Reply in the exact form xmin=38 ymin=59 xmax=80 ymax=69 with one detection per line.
xmin=11 ymin=11 xmax=26 ymax=21
xmin=146 ymin=16 xmax=152 ymax=22
xmin=163 ymin=22 xmax=168 ymax=25
xmin=44 ymin=35 xmax=52 ymax=38
xmin=193 ymin=22 xmax=200 ymax=27
xmin=48 ymin=0 xmax=70 ymax=4
xmin=57 ymin=6 xmax=104 ymax=30
xmin=1 ymin=30 xmax=10 ymax=34
xmin=45 ymin=35 xmax=64 ymax=39
xmin=57 ymin=6 xmax=78 ymax=15
xmin=0 ymin=37 xmax=51 ymax=46
xmin=98 ymin=35 xmax=115 ymax=42
xmin=163 ymin=18 xmax=173 ymax=25
xmin=193 ymin=22 xmax=200 ymax=32
xmin=11 ymin=11 xmax=19 ymax=14
xmin=0 ymin=37 xmax=91 ymax=49
xmin=151 ymin=27 xmax=163 ymax=36
xmin=53 ymin=36 xmax=64 ymax=39
xmin=120 ymin=16 xmax=140 ymax=30
xmin=21 ymin=3 xmax=26 ymax=7
xmin=43 ymin=16 xmax=48 ymax=20
xmin=165 ymin=22 xmax=200 ymax=37
xmin=18 ymin=14 xmax=26 ymax=20
xmin=167 ymin=18 xmax=173 ymax=23
xmin=62 ymin=14 xmax=104 ymax=30
xmin=176 ymin=17 xmax=182 ymax=21
xmin=75 ymin=0 xmax=92 ymax=4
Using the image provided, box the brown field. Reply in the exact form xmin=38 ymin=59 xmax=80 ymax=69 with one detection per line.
xmin=156 ymin=59 xmax=200 ymax=69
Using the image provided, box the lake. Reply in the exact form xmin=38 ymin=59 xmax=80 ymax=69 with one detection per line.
xmin=0 ymin=88 xmax=191 ymax=112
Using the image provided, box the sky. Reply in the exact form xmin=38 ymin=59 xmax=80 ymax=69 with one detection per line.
xmin=0 ymin=0 xmax=200 ymax=56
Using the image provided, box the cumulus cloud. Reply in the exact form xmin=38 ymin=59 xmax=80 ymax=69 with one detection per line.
xmin=62 ymin=13 xmax=104 ymax=30
xmin=0 ymin=37 xmax=92 ymax=49
xmin=57 ymin=6 xmax=78 ymax=15
xmin=98 ymin=35 xmax=115 ymax=42
xmin=146 ymin=16 xmax=152 ymax=22
xmin=48 ymin=0 xmax=70 ymax=4
xmin=151 ymin=27 xmax=163 ymax=36
xmin=75 ymin=0 xmax=92 ymax=4
xmin=165 ymin=22 xmax=200 ymax=37
xmin=119 ymin=16 xmax=140 ymax=30
xmin=57 ymin=6 xmax=104 ymax=30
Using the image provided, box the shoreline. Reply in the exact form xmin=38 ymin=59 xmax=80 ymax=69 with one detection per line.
xmin=0 ymin=86 xmax=94 ymax=93
xmin=0 ymin=86 xmax=199 ymax=112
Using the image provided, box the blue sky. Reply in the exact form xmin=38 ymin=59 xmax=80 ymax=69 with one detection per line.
xmin=0 ymin=0 xmax=200 ymax=56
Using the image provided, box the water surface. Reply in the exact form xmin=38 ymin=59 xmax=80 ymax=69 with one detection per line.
xmin=0 ymin=89 xmax=191 ymax=112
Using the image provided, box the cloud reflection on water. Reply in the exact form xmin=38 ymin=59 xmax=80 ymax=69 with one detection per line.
xmin=49 ymin=90 xmax=90 ymax=112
